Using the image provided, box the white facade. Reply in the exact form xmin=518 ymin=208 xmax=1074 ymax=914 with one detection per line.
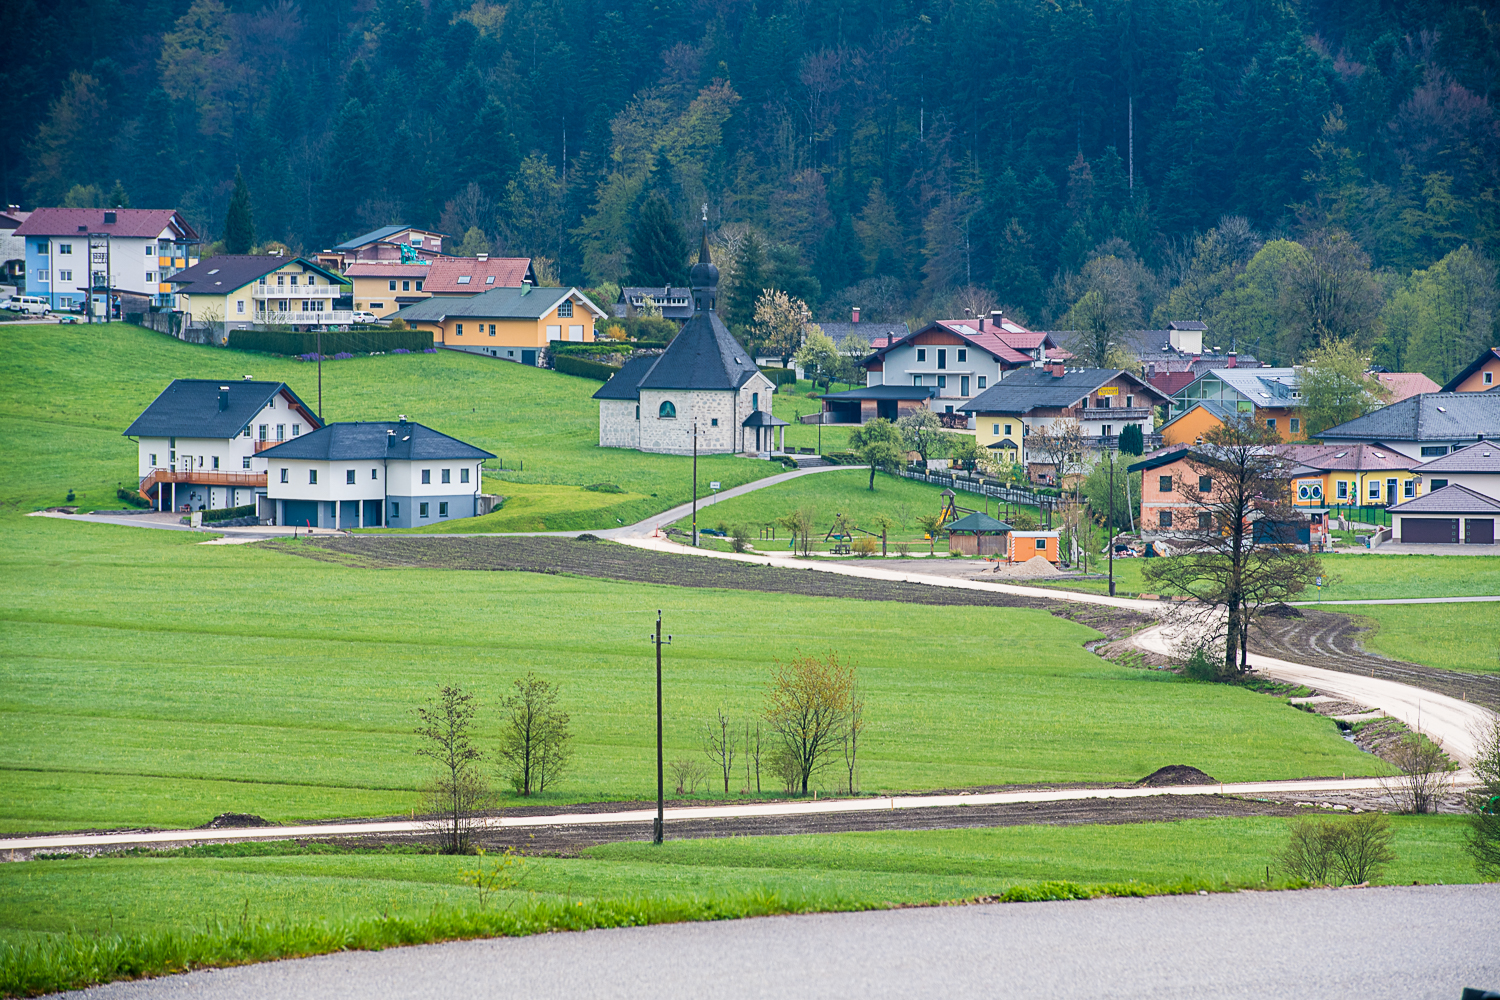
xmin=267 ymin=457 xmax=484 ymax=528
xmin=866 ymin=341 xmax=1007 ymax=404
xmin=628 ymin=376 xmax=776 ymax=455
xmin=32 ymin=228 xmax=196 ymax=312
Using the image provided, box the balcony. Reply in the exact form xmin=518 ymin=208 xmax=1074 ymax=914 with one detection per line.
xmin=1078 ymin=407 xmax=1156 ymax=421
xmin=252 ymin=285 xmax=342 ymax=299
xmin=255 ymin=310 xmax=355 ymax=326
xmin=141 ymin=468 xmax=267 ymax=491
xmin=253 ymin=439 xmax=293 ymax=452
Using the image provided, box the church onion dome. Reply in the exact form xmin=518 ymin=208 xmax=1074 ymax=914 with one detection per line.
xmin=689 ymin=223 xmax=718 ymax=310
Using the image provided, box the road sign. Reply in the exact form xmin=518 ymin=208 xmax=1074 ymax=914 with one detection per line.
xmin=709 ymin=482 xmax=720 ymax=490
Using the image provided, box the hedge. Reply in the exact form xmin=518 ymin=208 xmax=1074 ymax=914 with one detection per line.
xmin=759 ymin=366 xmax=798 ymax=387
xmin=551 ymin=343 xmax=630 ymax=358
xmin=226 ymin=328 xmax=433 ymax=355
xmin=203 ymin=504 xmax=257 ymax=522
xmin=554 ymin=354 xmax=621 ymax=380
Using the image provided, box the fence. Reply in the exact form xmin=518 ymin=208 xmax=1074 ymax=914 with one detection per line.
xmin=899 ymin=468 xmax=1048 ymax=509
xmin=1326 ymin=504 xmax=1393 ymax=528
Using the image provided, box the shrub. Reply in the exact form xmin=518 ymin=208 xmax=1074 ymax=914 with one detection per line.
xmin=202 ymin=504 xmax=257 ymax=523
xmin=228 ymin=328 xmax=432 ymax=355
xmin=730 ymin=525 xmax=751 ymax=552
xmin=823 ymin=451 xmax=859 ymax=465
xmin=582 ymin=482 xmax=624 ymax=493
xmin=392 ymin=348 xmax=411 ymax=354
xmin=758 ymin=366 xmax=798 ymax=387
xmin=333 ymin=351 xmax=354 ymax=360
xmin=554 ymin=354 xmax=621 ymax=380
xmin=1010 ymin=509 xmax=1040 ymax=530
xmin=1383 ymin=732 xmax=1454 ymax=814
xmin=1183 ymin=645 xmax=1227 ymax=682
xmin=1280 ymin=813 xmax=1395 ymax=886
xmin=116 ymin=486 xmax=149 ymax=508
xmin=851 ymin=536 xmax=878 ymax=555
xmin=1465 ymin=715 xmax=1500 ymax=877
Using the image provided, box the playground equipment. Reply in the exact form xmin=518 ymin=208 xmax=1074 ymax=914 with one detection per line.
xmin=822 ymin=512 xmax=880 ymax=555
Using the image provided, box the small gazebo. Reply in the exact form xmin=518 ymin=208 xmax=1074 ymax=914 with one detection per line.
xmin=944 ymin=510 xmax=1013 ymax=556
xmin=742 ymin=409 xmax=790 ymax=454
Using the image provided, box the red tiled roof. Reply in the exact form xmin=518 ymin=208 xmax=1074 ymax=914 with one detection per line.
xmin=423 ymin=257 xmax=532 ymax=293
xmin=1286 ymin=443 xmax=1417 ymax=472
xmin=1148 ymin=370 xmax=1199 ymax=395
xmin=1371 ymin=371 xmax=1440 ymax=403
xmin=343 ymin=262 xmax=432 ymax=278
xmin=16 ymin=207 xmax=197 ymax=240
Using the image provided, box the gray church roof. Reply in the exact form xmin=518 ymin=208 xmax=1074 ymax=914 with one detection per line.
xmin=257 ymin=420 xmax=494 ymax=461
xmin=592 ymin=356 xmax=660 ymax=401
xmin=634 ymin=310 xmax=760 ymax=391
xmin=124 ymin=379 xmax=319 ymax=439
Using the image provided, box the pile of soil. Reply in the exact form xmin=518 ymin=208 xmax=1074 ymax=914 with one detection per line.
xmin=274 ymin=536 xmax=1156 ymax=640
xmin=200 ymin=813 xmax=272 ymax=829
xmin=989 ymin=556 xmax=1065 ymax=579
xmin=1136 ymin=765 xmax=1217 ymax=787
xmin=1260 ymin=603 xmax=1304 ymax=619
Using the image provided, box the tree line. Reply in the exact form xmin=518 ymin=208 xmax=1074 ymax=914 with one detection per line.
xmin=12 ymin=0 xmax=1498 ymax=382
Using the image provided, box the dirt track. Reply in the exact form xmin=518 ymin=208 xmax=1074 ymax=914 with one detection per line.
xmin=1248 ymin=606 xmax=1500 ymax=711
xmin=274 ymin=536 xmax=1154 ymax=640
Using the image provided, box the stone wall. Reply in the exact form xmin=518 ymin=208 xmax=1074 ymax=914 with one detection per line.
xmin=598 ymin=399 xmax=640 ymax=449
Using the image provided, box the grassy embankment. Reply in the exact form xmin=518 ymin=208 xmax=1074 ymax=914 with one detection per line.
xmin=0 ymin=514 xmax=1390 ymax=832
xmin=0 ymin=816 xmax=1480 ymax=996
xmin=1322 ymin=604 xmax=1500 ymax=675
xmin=0 ymin=322 xmax=782 ymax=530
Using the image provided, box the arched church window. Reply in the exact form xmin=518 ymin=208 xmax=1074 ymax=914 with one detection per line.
xmin=659 ymin=400 xmax=677 ymax=418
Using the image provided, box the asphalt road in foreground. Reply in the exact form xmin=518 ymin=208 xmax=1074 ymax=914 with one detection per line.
xmin=60 ymin=884 xmax=1498 ymax=1000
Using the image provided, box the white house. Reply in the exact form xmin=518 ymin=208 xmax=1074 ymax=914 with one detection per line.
xmin=593 ymin=233 xmax=782 ymax=455
xmin=16 ymin=207 xmax=199 ymax=313
xmin=124 ymin=378 xmax=322 ymax=512
xmin=1318 ymin=392 xmax=1500 ymax=462
xmin=258 ymin=418 xmax=494 ymax=528
xmin=169 ymin=254 xmax=353 ymax=335
xmin=1410 ymin=440 xmax=1500 ymax=499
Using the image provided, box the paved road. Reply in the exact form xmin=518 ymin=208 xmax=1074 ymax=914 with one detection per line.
xmin=56 ymin=884 xmax=1500 ymax=999
xmin=0 ymin=776 xmax=1400 ymax=855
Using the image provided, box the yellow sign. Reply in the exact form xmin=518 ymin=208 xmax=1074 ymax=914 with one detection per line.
xmin=1097 ymin=386 xmax=1120 ymax=396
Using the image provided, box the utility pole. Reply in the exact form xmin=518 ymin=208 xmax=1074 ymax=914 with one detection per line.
xmin=1108 ymin=452 xmax=1116 ymax=597
xmin=316 ymin=327 xmax=323 ymax=420
xmin=691 ymin=420 xmax=699 ymax=546
xmin=649 ymin=610 xmax=671 ymax=845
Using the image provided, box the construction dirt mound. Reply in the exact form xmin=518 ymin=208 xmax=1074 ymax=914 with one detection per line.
xmin=1261 ymin=603 xmax=1304 ymax=619
xmin=1136 ymin=765 xmax=1217 ymax=787
xmin=200 ymin=813 xmax=273 ymax=829
xmin=990 ymin=555 xmax=1065 ymax=579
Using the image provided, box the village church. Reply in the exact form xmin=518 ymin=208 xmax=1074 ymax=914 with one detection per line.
xmin=594 ymin=227 xmax=785 ymax=455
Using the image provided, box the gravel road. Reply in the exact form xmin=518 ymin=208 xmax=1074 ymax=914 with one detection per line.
xmin=55 ymin=884 xmax=1500 ymax=999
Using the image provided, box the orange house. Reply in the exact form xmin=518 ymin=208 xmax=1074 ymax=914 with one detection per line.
xmin=393 ymin=286 xmax=605 ymax=364
xmin=1440 ymin=347 xmax=1500 ymax=392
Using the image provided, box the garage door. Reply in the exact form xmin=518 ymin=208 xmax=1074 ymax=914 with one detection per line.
xmin=1400 ymin=517 xmax=1458 ymax=543
xmin=1466 ymin=518 xmax=1496 ymax=544
xmin=281 ymin=499 xmax=320 ymax=528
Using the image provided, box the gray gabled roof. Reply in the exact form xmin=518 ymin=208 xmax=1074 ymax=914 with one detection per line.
xmin=393 ymin=286 xmax=603 ymax=323
xmin=257 ymin=421 xmax=494 ymax=461
xmin=634 ymin=310 xmax=762 ymax=391
xmin=124 ymin=379 xmax=320 ymax=439
xmin=592 ymin=355 xmax=660 ymax=400
xmin=1412 ymin=440 xmax=1500 ymax=474
xmin=1318 ymin=392 xmax=1500 ymax=443
xmin=332 ymin=225 xmax=440 ymax=250
xmin=169 ymin=255 xmax=347 ymax=292
xmin=959 ymin=368 xmax=1162 ymax=414
xmin=815 ymin=321 xmax=910 ymax=348
xmin=1388 ymin=483 xmax=1500 ymax=515
xmin=945 ymin=511 xmax=1012 ymax=533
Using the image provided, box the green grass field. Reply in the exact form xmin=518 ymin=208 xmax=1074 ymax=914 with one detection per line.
xmin=0 ymin=816 xmax=1479 ymax=942
xmin=0 ymin=322 xmax=775 ymax=526
xmin=1326 ymin=604 xmax=1500 ymax=675
xmin=1034 ymin=553 xmax=1500 ymax=602
xmin=0 ymin=514 xmax=1386 ymax=832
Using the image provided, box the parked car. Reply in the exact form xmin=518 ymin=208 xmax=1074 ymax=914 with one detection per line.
xmin=11 ymin=296 xmax=50 ymax=315
xmin=352 ymin=311 xmax=378 ymax=324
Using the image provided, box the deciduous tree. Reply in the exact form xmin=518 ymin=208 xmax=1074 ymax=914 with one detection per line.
xmin=1298 ymin=338 xmax=1390 ymax=436
xmin=414 ymin=684 xmax=490 ymax=854
xmin=763 ymin=652 xmax=855 ymax=795
xmin=848 ymin=418 xmax=904 ymax=491
xmin=496 ymin=673 xmax=573 ymax=796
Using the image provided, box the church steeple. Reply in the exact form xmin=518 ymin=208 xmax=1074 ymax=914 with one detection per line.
xmin=689 ymin=204 xmax=718 ymax=314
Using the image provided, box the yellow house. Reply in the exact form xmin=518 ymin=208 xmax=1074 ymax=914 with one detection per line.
xmin=168 ymin=255 xmax=352 ymax=341
xmin=1287 ymin=443 xmax=1421 ymax=509
xmin=343 ymin=262 xmax=432 ymax=317
xmin=393 ymin=286 xmax=606 ymax=364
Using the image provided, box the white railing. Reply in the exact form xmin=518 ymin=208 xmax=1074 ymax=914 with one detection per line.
xmin=257 ymin=310 xmax=354 ymax=325
xmin=251 ymin=285 xmax=344 ymax=299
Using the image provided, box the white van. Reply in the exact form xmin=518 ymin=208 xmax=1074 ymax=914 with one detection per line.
xmin=10 ymin=296 xmax=50 ymax=315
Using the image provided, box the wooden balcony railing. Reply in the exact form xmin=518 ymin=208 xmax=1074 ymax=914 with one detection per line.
xmin=141 ymin=468 xmax=267 ymax=492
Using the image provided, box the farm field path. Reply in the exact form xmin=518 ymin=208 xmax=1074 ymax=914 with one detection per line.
xmin=0 ymin=775 xmax=1401 ymax=855
xmin=1134 ymin=623 xmax=1496 ymax=765
xmin=48 ymin=884 xmax=1499 ymax=1000
xmin=1289 ymin=595 xmax=1500 ymax=605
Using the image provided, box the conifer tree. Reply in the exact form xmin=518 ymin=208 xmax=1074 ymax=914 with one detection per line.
xmin=626 ymin=192 xmax=688 ymax=287
xmin=224 ymin=165 xmax=255 ymax=254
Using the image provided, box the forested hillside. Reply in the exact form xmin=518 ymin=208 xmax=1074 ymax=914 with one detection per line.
xmin=8 ymin=0 xmax=1499 ymax=379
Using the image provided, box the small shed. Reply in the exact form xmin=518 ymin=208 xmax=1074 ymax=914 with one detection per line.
xmin=1010 ymin=529 xmax=1061 ymax=564
xmin=945 ymin=511 xmax=1012 ymax=556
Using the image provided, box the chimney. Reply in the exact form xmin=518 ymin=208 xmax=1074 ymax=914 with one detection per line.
xmin=1050 ymin=360 xmax=1066 ymax=378
xmin=977 ymin=315 xmax=985 ymax=331
xmin=991 ymin=310 xmax=1003 ymax=328
xmin=218 ymin=386 xmax=230 ymax=411
xmin=399 ymin=414 xmax=408 ymax=424
xmin=1227 ymin=351 xmax=1237 ymax=368
xmin=851 ymin=306 xmax=860 ymax=324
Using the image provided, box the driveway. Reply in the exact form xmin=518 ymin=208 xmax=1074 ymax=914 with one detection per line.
xmin=52 ymin=884 xmax=1500 ymax=999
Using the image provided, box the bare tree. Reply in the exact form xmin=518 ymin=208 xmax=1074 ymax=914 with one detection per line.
xmin=842 ymin=677 xmax=865 ymax=793
xmin=764 ymin=651 xmax=855 ymax=795
xmin=1143 ymin=416 xmax=1322 ymax=678
xmin=702 ymin=708 xmax=737 ymax=796
xmin=496 ymin=672 xmax=574 ymax=796
xmin=1382 ymin=731 xmax=1453 ymax=814
xmin=1024 ymin=418 xmax=1083 ymax=483
xmin=1281 ymin=228 xmax=1381 ymax=358
xmin=671 ymin=757 xmax=708 ymax=794
xmin=1281 ymin=813 xmax=1395 ymax=885
xmin=414 ymin=684 xmax=491 ymax=854
xmin=1060 ymin=254 xmax=1143 ymax=368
